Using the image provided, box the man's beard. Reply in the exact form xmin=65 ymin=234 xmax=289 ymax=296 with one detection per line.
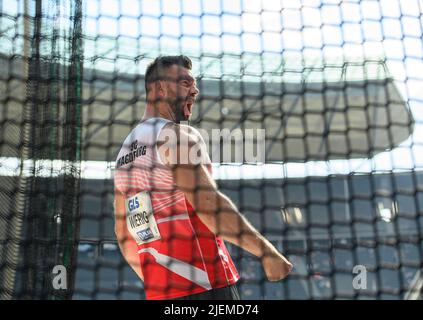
xmin=171 ymin=99 xmax=189 ymax=124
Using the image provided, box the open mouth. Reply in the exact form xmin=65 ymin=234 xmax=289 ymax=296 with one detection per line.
xmin=183 ymin=100 xmax=194 ymax=119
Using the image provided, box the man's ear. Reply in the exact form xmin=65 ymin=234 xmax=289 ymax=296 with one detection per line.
xmin=156 ymin=81 xmax=166 ymax=98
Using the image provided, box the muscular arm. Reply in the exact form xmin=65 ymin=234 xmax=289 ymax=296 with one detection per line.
xmin=174 ymin=164 xmax=268 ymax=255
xmin=159 ymin=125 xmax=292 ymax=281
xmin=114 ymin=189 xmax=144 ymax=281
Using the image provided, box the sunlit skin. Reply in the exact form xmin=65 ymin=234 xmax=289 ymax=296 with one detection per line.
xmin=143 ymin=65 xmax=199 ymax=123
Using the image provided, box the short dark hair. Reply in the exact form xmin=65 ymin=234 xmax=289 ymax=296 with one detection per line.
xmin=145 ymin=55 xmax=192 ymax=93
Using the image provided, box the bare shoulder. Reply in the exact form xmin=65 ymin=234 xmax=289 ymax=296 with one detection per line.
xmin=157 ymin=123 xmax=209 ymax=166
xmin=158 ymin=122 xmax=202 ymax=145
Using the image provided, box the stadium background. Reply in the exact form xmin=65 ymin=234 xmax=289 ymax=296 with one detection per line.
xmin=0 ymin=0 xmax=422 ymax=299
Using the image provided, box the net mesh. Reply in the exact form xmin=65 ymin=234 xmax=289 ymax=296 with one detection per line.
xmin=0 ymin=0 xmax=422 ymax=300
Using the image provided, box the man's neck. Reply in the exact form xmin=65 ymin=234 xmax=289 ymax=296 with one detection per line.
xmin=142 ymin=104 xmax=175 ymax=122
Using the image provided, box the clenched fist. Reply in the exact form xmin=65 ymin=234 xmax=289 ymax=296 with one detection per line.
xmin=261 ymin=252 xmax=293 ymax=281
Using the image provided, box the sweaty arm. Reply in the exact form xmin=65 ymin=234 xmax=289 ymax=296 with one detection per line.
xmin=114 ymin=189 xmax=144 ymax=281
xmin=158 ymin=125 xmax=293 ymax=281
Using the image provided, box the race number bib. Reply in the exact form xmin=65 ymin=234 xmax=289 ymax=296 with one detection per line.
xmin=125 ymin=191 xmax=161 ymax=244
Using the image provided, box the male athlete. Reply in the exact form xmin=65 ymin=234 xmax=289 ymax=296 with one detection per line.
xmin=114 ymin=55 xmax=292 ymax=300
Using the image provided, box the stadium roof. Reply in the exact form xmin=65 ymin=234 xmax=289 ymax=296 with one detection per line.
xmin=0 ymin=53 xmax=414 ymax=162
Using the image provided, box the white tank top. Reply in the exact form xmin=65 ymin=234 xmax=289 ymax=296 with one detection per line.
xmin=114 ymin=117 xmax=174 ymax=192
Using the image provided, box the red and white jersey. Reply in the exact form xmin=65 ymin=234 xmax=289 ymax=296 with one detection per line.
xmin=114 ymin=117 xmax=240 ymax=300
